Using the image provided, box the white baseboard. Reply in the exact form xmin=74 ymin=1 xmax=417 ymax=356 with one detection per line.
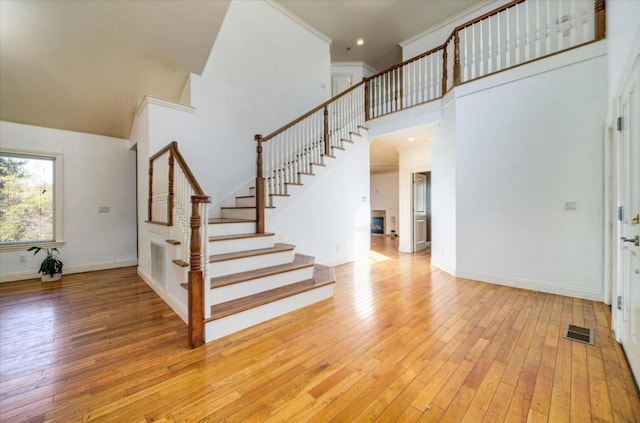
xmin=137 ymin=267 xmax=188 ymax=324
xmin=430 ymin=259 xmax=456 ymax=276
xmin=455 ymin=269 xmax=604 ymax=302
xmin=0 ymin=258 xmax=138 ymax=283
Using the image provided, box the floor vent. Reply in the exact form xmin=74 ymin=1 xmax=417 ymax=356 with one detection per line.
xmin=563 ymin=324 xmax=594 ymax=345
xmin=150 ymin=242 xmax=167 ymax=288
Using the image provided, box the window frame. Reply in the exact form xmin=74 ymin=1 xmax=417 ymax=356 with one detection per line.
xmin=0 ymin=148 xmax=64 ymax=252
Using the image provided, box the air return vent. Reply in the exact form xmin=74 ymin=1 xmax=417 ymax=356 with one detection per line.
xmin=150 ymin=242 xmax=166 ymax=287
xmin=563 ymin=324 xmax=594 ymax=345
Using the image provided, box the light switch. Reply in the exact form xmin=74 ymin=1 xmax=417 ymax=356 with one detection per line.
xmin=98 ymin=206 xmax=110 ymax=213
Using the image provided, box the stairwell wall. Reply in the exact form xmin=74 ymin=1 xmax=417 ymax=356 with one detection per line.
xmin=267 ymin=139 xmax=371 ymax=266
xmin=177 ymin=0 xmax=331 ymax=211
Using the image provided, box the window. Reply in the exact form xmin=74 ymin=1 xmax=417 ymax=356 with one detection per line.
xmin=0 ymin=149 xmax=63 ymax=250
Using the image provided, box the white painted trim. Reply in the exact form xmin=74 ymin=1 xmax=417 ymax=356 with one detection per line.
xmin=134 ymin=95 xmax=195 ymax=117
xmin=0 ymin=258 xmax=138 ymax=283
xmin=399 ymin=0 xmax=506 ymax=47
xmin=331 ymin=61 xmax=378 ymax=75
xmin=137 ymin=266 xmax=188 ymax=323
xmin=455 ymin=270 xmax=604 ymax=302
xmin=430 ymin=259 xmax=456 ymax=277
xmin=264 ymin=0 xmax=332 ymax=44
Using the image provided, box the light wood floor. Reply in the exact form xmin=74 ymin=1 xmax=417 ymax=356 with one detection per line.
xmin=1 ymin=236 xmax=639 ymax=422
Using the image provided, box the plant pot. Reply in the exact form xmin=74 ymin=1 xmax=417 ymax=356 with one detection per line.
xmin=41 ymin=273 xmax=62 ymax=282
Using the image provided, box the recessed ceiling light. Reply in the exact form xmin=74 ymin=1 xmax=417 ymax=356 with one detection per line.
xmin=356 ymin=38 xmax=364 ymax=46
xmin=408 ymin=137 xmax=415 ymax=141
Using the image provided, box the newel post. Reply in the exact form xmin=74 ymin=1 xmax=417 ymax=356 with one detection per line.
xmin=167 ymin=150 xmax=175 ymax=226
xmin=147 ymin=160 xmax=153 ymax=222
xmin=323 ymin=106 xmax=330 ymax=156
xmin=453 ymin=31 xmax=461 ymax=86
xmin=594 ymin=0 xmax=606 ymax=41
xmin=188 ymin=195 xmax=210 ymax=348
xmin=442 ymin=44 xmax=448 ymax=95
xmin=255 ymin=134 xmax=265 ymax=234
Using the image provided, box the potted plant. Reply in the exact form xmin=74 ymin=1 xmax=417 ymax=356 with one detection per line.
xmin=27 ymin=246 xmax=63 ymax=282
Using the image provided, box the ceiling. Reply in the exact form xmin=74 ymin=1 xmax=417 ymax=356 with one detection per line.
xmin=0 ymin=0 xmax=479 ymax=140
xmin=370 ymin=123 xmax=437 ymax=174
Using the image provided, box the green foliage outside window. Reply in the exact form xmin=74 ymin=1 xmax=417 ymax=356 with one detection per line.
xmin=0 ymin=154 xmax=54 ymax=244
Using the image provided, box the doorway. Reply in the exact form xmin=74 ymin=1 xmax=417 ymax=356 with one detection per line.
xmin=412 ymin=171 xmax=431 ymax=252
xmin=615 ymin=56 xmax=640 ymax=387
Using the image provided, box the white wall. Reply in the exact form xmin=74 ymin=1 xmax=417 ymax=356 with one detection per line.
xmin=398 ymin=143 xmax=431 ymax=252
xmin=606 ymin=0 xmax=640 ymax=96
xmin=267 ymin=139 xmax=370 ymax=266
xmin=453 ymin=48 xmax=607 ymax=300
xmin=331 ymin=62 xmax=377 ymax=84
xmin=370 ymin=172 xmax=399 ymax=235
xmin=181 ymin=0 xmax=331 ymax=210
xmin=430 ymin=96 xmax=457 ymax=274
xmin=0 ymin=121 xmax=137 ymax=282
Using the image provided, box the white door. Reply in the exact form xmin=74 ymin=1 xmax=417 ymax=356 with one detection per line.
xmin=332 ymin=74 xmax=352 ymax=96
xmin=618 ymin=57 xmax=640 ymax=386
xmin=413 ymin=173 xmax=428 ymax=252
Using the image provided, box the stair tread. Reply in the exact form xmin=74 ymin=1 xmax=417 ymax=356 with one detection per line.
xmin=166 ymin=239 xmax=181 ymax=245
xmin=209 ymin=232 xmax=274 ymax=242
xmin=207 ymin=267 xmax=335 ymax=321
xmin=221 ymin=206 xmax=275 ymax=210
xmin=209 ymin=243 xmax=294 ymax=263
xmin=236 ymin=195 xmax=254 ymax=199
xmin=210 ymin=253 xmax=315 ymax=288
xmin=172 ymin=259 xmax=189 ymax=267
xmin=341 ymin=138 xmax=354 ymax=143
xmin=209 ymin=218 xmax=255 ymax=224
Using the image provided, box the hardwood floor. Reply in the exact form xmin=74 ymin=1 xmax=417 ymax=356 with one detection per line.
xmin=1 ymin=236 xmax=639 ymax=422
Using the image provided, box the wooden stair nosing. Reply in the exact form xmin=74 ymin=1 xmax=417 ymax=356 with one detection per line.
xmin=208 ymin=232 xmax=275 ymax=242
xmin=210 ymin=253 xmax=315 ymax=288
xmin=349 ymin=131 xmax=362 ymax=137
xmin=340 ymin=138 xmax=354 ymax=144
xmin=209 ymin=243 xmax=294 ymax=263
xmin=209 ymin=218 xmax=255 ymax=224
xmin=166 ymin=239 xmax=181 ymax=245
xmin=236 ymin=195 xmax=254 ymax=199
xmin=331 ymin=146 xmax=345 ymax=151
xmin=322 ymin=154 xmax=336 ymax=159
xmin=269 ymin=193 xmax=290 ymax=198
xmin=310 ymin=162 xmax=326 ymax=167
xmin=298 ymin=171 xmax=315 ymax=176
xmin=221 ymin=206 xmax=275 ymax=210
xmin=180 ymin=283 xmax=187 ymax=290
xmin=206 ymin=277 xmax=335 ymax=321
xmin=172 ymin=259 xmax=189 ymax=268
xmin=358 ymin=125 xmax=369 ymax=131
xmin=285 ymin=182 xmax=303 ymax=186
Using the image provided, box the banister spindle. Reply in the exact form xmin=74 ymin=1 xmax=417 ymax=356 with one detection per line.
xmin=188 ymin=195 xmax=210 ymax=348
xmin=454 ymin=30 xmax=461 ymax=86
xmin=255 ymin=134 xmax=265 ymax=234
xmin=594 ymin=0 xmax=605 ymax=40
xmin=442 ymin=44 xmax=448 ymax=95
xmin=323 ymin=106 xmax=329 ymax=156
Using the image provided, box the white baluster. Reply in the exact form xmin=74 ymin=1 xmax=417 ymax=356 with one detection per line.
xmin=496 ymin=11 xmax=502 ymax=71
xmin=525 ymin=0 xmax=530 ymax=61
xmin=545 ymin=0 xmax=552 ymax=55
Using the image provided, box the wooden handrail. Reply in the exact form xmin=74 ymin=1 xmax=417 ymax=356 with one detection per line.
xmin=262 ymin=81 xmax=365 ymax=142
xmin=171 ymin=145 xmax=205 ymax=196
xmin=149 ymin=141 xmax=175 ymax=161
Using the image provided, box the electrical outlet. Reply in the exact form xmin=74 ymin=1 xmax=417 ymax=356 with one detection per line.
xmin=98 ymin=206 xmax=110 ymax=213
xmin=19 ymin=255 xmax=27 ymax=264
xmin=564 ymin=201 xmax=577 ymax=211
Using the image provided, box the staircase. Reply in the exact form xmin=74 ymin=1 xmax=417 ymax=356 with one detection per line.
xmin=147 ymin=0 xmax=605 ymax=347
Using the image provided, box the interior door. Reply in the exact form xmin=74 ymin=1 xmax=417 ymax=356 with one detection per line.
xmin=619 ymin=56 xmax=640 ymax=386
xmin=413 ymin=173 xmax=428 ymax=252
xmin=332 ymin=74 xmax=352 ymax=96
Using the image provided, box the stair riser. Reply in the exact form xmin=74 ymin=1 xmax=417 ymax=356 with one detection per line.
xmin=208 ymin=222 xmax=255 ymax=237
xmin=236 ymin=197 xmax=256 ymax=207
xmin=221 ymin=208 xmax=255 ymax=220
xmin=210 ymin=266 xmax=314 ymax=305
xmin=209 ymin=250 xmax=294 ymax=278
xmin=209 ymin=235 xmax=275 ymax=255
xmin=204 ymin=284 xmax=334 ymax=341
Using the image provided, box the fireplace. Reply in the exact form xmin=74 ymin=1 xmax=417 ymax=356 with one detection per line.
xmin=371 ymin=210 xmax=386 ymax=234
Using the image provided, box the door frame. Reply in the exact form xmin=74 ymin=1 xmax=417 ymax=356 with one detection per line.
xmin=411 ymin=170 xmax=431 ymax=253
